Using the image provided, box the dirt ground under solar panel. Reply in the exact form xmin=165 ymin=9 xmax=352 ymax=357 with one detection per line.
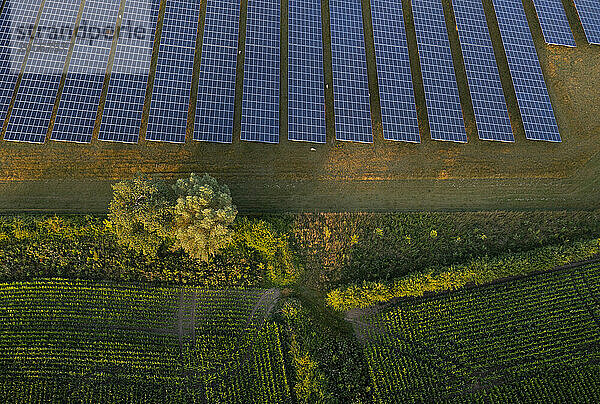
xmin=0 ymin=0 xmax=598 ymax=213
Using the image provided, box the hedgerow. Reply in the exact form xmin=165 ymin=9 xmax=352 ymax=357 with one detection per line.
xmin=326 ymin=238 xmax=600 ymax=311
xmin=2 ymin=210 xmax=599 ymax=293
xmin=291 ymin=211 xmax=600 ymax=289
xmin=278 ymin=299 xmax=371 ymax=403
xmin=0 ymin=215 xmax=290 ymax=288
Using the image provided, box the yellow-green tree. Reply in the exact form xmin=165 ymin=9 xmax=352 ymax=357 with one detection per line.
xmin=108 ymin=175 xmax=174 ymax=256
xmin=171 ymin=173 xmax=237 ymax=262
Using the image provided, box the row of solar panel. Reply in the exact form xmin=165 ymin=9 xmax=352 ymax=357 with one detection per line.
xmin=535 ymin=0 xmax=600 ymax=46
xmin=0 ymin=0 xmax=598 ymax=146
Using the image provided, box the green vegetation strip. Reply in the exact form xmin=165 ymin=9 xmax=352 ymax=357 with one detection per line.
xmin=2 ymin=209 xmax=600 ymax=293
xmin=279 ymin=298 xmax=372 ymax=403
xmin=362 ymin=261 xmax=600 ymax=402
xmin=327 ymin=238 xmax=600 ymax=310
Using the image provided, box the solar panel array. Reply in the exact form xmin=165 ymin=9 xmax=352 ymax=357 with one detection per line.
xmin=288 ymin=0 xmax=326 ymax=143
xmin=0 ymin=0 xmax=42 ymax=130
xmin=531 ymin=0 xmax=576 ymax=46
xmin=241 ymin=0 xmax=280 ymax=143
xmin=329 ymin=0 xmax=372 ymax=143
xmin=99 ymin=0 xmax=160 ymax=143
xmin=4 ymin=0 xmax=82 ymax=143
xmin=453 ymin=0 xmax=514 ymax=142
xmin=0 ymin=0 xmax=575 ymax=147
xmin=412 ymin=0 xmax=467 ymax=143
xmin=52 ymin=0 xmax=121 ymax=143
xmin=493 ymin=0 xmax=561 ymax=142
xmin=370 ymin=0 xmax=419 ymax=142
xmin=573 ymin=0 xmax=600 ymax=44
xmin=193 ymin=0 xmax=239 ymax=143
xmin=146 ymin=0 xmax=201 ymax=143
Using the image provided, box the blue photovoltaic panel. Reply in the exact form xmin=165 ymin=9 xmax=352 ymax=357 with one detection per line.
xmin=288 ymin=0 xmax=326 ymax=143
xmin=453 ymin=0 xmax=514 ymax=142
xmin=329 ymin=0 xmax=372 ymax=143
xmin=146 ymin=0 xmax=201 ymax=143
xmin=0 ymin=0 xmax=42 ymax=131
xmin=4 ymin=0 xmax=81 ymax=143
xmin=573 ymin=0 xmax=600 ymax=44
xmin=99 ymin=0 xmax=160 ymax=143
xmin=532 ymin=0 xmax=575 ymax=46
xmin=493 ymin=0 xmax=561 ymax=141
xmin=52 ymin=0 xmax=121 ymax=143
xmin=412 ymin=0 xmax=467 ymax=143
xmin=371 ymin=0 xmax=419 ymax=142
xmin=194 ymin=0 xmax=239 ymax=143
xmin=241 ymin=0 xmax=280 ymax=143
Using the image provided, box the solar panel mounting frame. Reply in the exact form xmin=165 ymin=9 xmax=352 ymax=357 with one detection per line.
xmin=452 ymin=0 xmax=514 ymax=142
xmin=411 ymin=0 xmax=467 ymax=143
xmin=370 ymin=0 xmax=420 ymax=143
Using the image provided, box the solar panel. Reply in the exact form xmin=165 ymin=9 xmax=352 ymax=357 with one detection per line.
xmin=240 ymin=0 xmax=280 ymax=143
xmin=453 ymin=0 xmax=514 ymax=142
xmin=99 ymin=0 xmax=160 ymax=143
xmin=531 ymin=0 xmax=575 ymax=46
xmin=4 ymin=0 xmax=82 ymax=144
xmin=412 ymin=0 xmax=467 ymax=143
xmin=51 ymin=0 xmax=121 ymax=143
xmin=573 ymin=0 xmax=600 ymax=44
xmin=193 ymin=0 xmax=239 ymax=143
xmin=329 ymin=0 xmax=372 ymax=143
xmin=146 ymin=0 xmax=201 ymax=143
xmin=288 ymin=0 xmax=326 ymax=143
xmin=493 ymin=0 xmax=561 ymax=141
xmin=370 ymin=0 xmax=419 ymax=142
xmin=0 ymin=0 xmax=43 ymax=133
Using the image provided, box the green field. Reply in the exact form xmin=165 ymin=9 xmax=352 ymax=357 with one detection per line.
xmin=0 ymin=280 xmax=290 ymax=403
xmin=2 ymin=261 xmax=600 ymax=402
xmin=359 ymin=260 xmax=600 ymax=402
xmin=0 ymin=0 xmax=598 ymax=212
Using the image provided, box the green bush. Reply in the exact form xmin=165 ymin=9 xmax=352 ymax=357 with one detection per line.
xmin=0 ymin=215 xmax=262 ymax=287
xmin=279 ymin=299 xmax=371 ymax=403
xmin=289 ymin=334 xmax=331 ymax=404
xmin=0 ymin=214 xmax=303 ymax=288
xmin=235 ymin=218 xmax=299 ymax=286
xmin=327 ymin=238 xmax=600 ymax=311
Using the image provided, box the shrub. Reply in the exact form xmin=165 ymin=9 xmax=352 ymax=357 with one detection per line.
xmin=290 ymin=335 xmax=331 ymax=404
xmin=234 ymin=218 xmax=299 ymax=286
xmin=279 ymin=299 xmax=371 ymax=403
xmin=0 ymin=215 xmax=264 ymax=287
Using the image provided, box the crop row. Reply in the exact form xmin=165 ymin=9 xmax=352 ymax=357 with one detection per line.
xmin=0 ymin=279 xmax=267 ymax=332
xmin=189 ymin=323 xmax=290 ymax=403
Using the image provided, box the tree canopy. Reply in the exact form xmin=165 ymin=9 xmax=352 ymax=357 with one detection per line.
xmin=108 ymin=175 xmax=174 ymax=256
xmin=171 ymin=173 xmax=237 ymax=262
xmin=108 ymin=173 xmax=237 ymax=261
